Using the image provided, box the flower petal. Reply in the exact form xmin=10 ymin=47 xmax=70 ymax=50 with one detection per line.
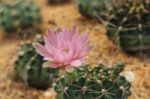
xmin=33 ymin=43 xmax=50 ymax=57
xmin=43 ymin=57 xmax=54 ymax=61
xmin=70 ymin=60 xmax=82 ymax=67
xmin=47 ymin=29 xmax=57 ymax=45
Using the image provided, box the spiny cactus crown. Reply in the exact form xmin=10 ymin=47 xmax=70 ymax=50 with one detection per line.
xmin=54 ymin=63 xmax=131 ymax=99
xmin=107 ymin=0 xmax=150 ymax=52
xmin=0 ymin=0 xmax=41 ymax=31
xmin=15 ymin=36 xmax=58 ymax=89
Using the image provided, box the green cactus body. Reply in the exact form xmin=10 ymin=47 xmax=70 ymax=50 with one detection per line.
xmin=107 ymin=0 xmax=150 ymax=52
xmin=15 ymin=38 xmax=58 ymax=89
xmin=0 ymin=0 xmax=41 ymax=31
xmin=77 ymin=0 xmax=112 ymax=19
xmin=54 ymin=63 xmax=131 ymax=99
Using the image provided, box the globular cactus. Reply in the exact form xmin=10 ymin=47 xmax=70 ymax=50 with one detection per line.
xmin=107 ymin=0 xmax=150 ymax=53
xmin=54 ymin=63 xmax=131 ymax=99
xmin=77 ymin=0 xmax=112 ymax=19
xmin=0 ymin=0 xmax=41 ymax=31
xmin=15 ymin=36 xmax=58 ymax=89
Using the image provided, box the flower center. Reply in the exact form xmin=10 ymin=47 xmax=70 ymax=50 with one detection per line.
xmin=62 ymin=48 xmax=70 ymax=53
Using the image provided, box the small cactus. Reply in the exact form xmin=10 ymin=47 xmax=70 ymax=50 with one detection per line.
xmin=77 ymin=0 xmax=112 ymax=19
xmin=54 ymin=63 xmax=131 ymax=99
xmin=15 ymin=36 xmax=58 ymax=89
xmin=0 ymin=0 xmax=41 ymax=31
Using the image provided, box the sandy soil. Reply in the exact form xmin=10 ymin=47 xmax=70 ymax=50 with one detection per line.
xmin=0 ymin=0 xmax=150 ymax=99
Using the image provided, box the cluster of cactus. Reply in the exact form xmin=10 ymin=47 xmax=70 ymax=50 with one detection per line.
xmin=77 ymin=0 xmax=113 ymax=19
xmin=54 ymin=63 xmax=131 ymax=99
xmin=15 ymin=37 xmax=131 ymax=98
xmin=15 ymin=36 xmax=58 ymax=89
xmin=0 ymin=0 xmax=41 ymax=31
xmin=107 ymin=0 xmax=150 ymax=52
xmin=15 ymin=38 xmax=132 ymax=97
xmin=48 ymin=0 xmax=70 ymax=4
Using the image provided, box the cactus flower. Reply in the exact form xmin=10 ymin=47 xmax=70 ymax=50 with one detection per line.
xmin=33 ymin=27 xmax=91 ymax=72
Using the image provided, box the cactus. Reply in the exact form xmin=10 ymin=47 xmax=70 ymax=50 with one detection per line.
xmin=0 ymin=0 xmax=41 ymax=31
xmin=107 ymin=0 xmax=150 ymax=52
xmin=77 ymin=0 xmax=112 ymax=19
xmin=15 ymin=36 xmax=58 ymax=89
xmin=54 ymin=63 xmax=131 ymax=99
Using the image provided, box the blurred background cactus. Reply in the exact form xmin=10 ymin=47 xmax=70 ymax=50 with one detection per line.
xmin=77 ymin=0 xmax=113 ymax=20
xmin=107 ymin=0 xmax=150 ymax=53
xmin=54 ymin=63 xmax=131 ymax=99
xmin=0 ymin=0 xmax=41 ymax=32
xmin=15 ymin=36 xmax=58 ymax=89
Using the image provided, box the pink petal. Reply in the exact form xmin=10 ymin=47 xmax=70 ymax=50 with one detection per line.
xmin=62 ymin=28 xmax=70 ymax=41
xmin=47 ymin=29 xmax=57 ymax=45
xmin=45 ymin=41 xmax=57 ymax=55
xmin=49 ymin=63 xmax=60 ymax=68
xmin=33 ymin=43 xmax=50 ymax=57
xmin=72 ymin=33 xmax=82 ymax=50
xmin=72 ymin=37 xmax=83 ymax=58
xmin=57 ymin=32 xmax=64 ymax=47
xmin=43 ymin=57 xmax=54 ymax=61
xmin=44 ymin=36 xmax=56 ymax=47
xmin=70 ymin=60 xmax=82 ymax=67
xmin=53 ymin=50 xmax=64 ymax=63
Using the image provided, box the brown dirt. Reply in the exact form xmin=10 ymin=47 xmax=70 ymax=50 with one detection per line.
xmin=0 ymin=0 xmax=150 ymax=99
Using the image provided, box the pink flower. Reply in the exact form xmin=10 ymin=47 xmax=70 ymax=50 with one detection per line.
xmin=33 ymin=27 xmax=91 ymax=72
